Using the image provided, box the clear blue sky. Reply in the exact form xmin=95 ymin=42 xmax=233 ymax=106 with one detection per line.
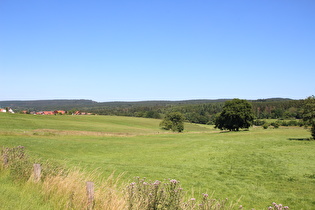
xmin=1 ymin=0 xmax=314 ymax=102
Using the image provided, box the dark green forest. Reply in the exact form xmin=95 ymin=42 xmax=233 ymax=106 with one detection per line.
xmin=1 ymin=98 xmax=305 ymax=125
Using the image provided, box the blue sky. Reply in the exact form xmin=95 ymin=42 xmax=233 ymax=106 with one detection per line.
xmin=1 ymin=0 xmax=314 ymax=102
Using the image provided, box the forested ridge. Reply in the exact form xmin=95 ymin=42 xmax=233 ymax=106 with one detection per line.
xmin=0 ymin=98 xmax=305 ymax=124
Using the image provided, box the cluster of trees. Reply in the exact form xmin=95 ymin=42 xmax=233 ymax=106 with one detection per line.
xmin=252 ymin=99 xmax=305 ymax=119
xmin=161 ymin=97 xmax=315 ymax=139
xmin=214 ymin=97 xmax=315 ymax=139
xmin=303 ymin=96 xmax=315 ymax=139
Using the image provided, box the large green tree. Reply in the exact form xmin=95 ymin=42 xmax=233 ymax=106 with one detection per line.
xmin=214 ymin=99 xmax=254 ymax=131
xmin=160 ymin=112 xmax=184 ymax=132
xmin=302 ymin=96 xmax=315 ymax=139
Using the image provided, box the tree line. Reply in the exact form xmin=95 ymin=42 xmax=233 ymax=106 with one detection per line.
xmin=85 ymin=99 xmax=305 ymax=124
xmin=2 ymin=98 xmax=306 ymax=124
xmin=160 ymin=97 xmax=314 ymax=139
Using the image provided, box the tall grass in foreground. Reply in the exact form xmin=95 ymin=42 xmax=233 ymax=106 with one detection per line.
xmin=1 ymin=146 xmax=290 ymax=209
xmin=1 ymin=146 xmax=126 ymax=209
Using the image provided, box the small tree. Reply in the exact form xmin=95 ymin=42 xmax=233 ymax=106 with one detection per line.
xmin=160 ymin=112 xmax=184 ymax=132
xmin=214 ymin=99 xmax=254 ymax=131
xmin=302 ymin=96 xmax=315 ymax=139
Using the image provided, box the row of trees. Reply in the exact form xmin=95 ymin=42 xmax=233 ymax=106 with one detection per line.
xmin=160 ymin=96 xmax=315 ymax=139
xmin=7 ymin=98 xmax=306 ymax=123
xmin=87 ymin=99 xmax=305 ymax=125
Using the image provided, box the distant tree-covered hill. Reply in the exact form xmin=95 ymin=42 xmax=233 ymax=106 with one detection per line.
xmin=0 ymin=99 xmax=97 ymax=111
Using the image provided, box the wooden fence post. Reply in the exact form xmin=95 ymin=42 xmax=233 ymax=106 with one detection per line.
xmin=33 ymin=163 xmax=41 ymax=182
xmin=86 ymin=181 xmax=95 ymax=210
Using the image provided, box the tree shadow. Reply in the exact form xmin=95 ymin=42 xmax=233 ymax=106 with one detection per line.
xmin=287 ymin=137 xmax=312 ymax=141
xmin=218 ymin=129 xmax=250 ymax=133
xmin=219 ymin=130 xmax=230 ymax=133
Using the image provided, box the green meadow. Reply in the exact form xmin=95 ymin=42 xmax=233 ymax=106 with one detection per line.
xmin=0 ymin=113 xmax=314 ymax=209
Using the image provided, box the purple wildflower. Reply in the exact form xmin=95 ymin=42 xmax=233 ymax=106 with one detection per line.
xmin=170 ymin=179 xmax=178 ymax=184
xmin=154 ymin=180 xmax=161 ymax=186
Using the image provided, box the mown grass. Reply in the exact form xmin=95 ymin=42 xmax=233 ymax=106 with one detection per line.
xmin=0 ymin=113 xmax=315 ymax=209
xmin=0 ymin=113 xmax=211 ymax=134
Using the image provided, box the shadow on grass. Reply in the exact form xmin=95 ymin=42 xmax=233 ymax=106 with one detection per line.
xmin=287 ymin=137 xmax=312 ymax=141
xmin=218 ymin=129 xmax=250 ymax=133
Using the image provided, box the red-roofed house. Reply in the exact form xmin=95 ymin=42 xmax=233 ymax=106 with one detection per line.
xmin=42 ymin=111 xmax=55 ymax=115
xmin=54 ymin=110 xmax=66 ymax=115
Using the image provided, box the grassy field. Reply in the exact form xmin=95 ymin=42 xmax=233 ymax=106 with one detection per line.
xmin=0 ymin=170 xmax=56 ymax=210
xmin=0 ymin=113 xmax=314 ymax=209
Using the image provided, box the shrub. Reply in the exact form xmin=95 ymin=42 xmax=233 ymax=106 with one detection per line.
xmin=287 ymin=120 xmax=298 ymax=126
xmin=253 ymin=120 xmax=266 ymax=126
xmin=270 ymin=122 xmax=280 ymax=129
xmin=125 ymin=177 xmax=242 ymax=209
xmin=263 ymin=123 xmax=269 ymax=129
xmin=126 ymin=177 xmax=184 ymax=209
xmin=1 ymin=146 xmax=32 ymax=181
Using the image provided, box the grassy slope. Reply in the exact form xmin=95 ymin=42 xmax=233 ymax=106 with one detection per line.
xmin=0 ymin=113 xmax=314 ymax=209
xmin=0 ymin=113 xmax=210 ymax=134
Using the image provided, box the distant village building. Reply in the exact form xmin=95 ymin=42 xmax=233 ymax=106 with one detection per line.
xmin=54 ymin=110 xmax=66 ymax=115
xmin=1 ymin=108 xmax=90 ymax=115
xmin=72 ymin=111 xmax=92 ymax=115
xmin=0 ymin=107 xmax=14 ymax=113
xmin=42 ymin=111 xmax=55 ymax=115
xmin=73 ymin=111 xmax=81 ymax=115
xmin=30 ymin=110 xmax=66 ymax=115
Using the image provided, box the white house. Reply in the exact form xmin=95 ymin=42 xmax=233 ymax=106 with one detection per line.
xmin=0 ymin=108 xmax=15 ymax=113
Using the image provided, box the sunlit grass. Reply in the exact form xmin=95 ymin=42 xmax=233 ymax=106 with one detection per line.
xmin=0 ymin=170 xmax=54 ymax=210
xmin=0 ymin=113 xmax=314 ymax=209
